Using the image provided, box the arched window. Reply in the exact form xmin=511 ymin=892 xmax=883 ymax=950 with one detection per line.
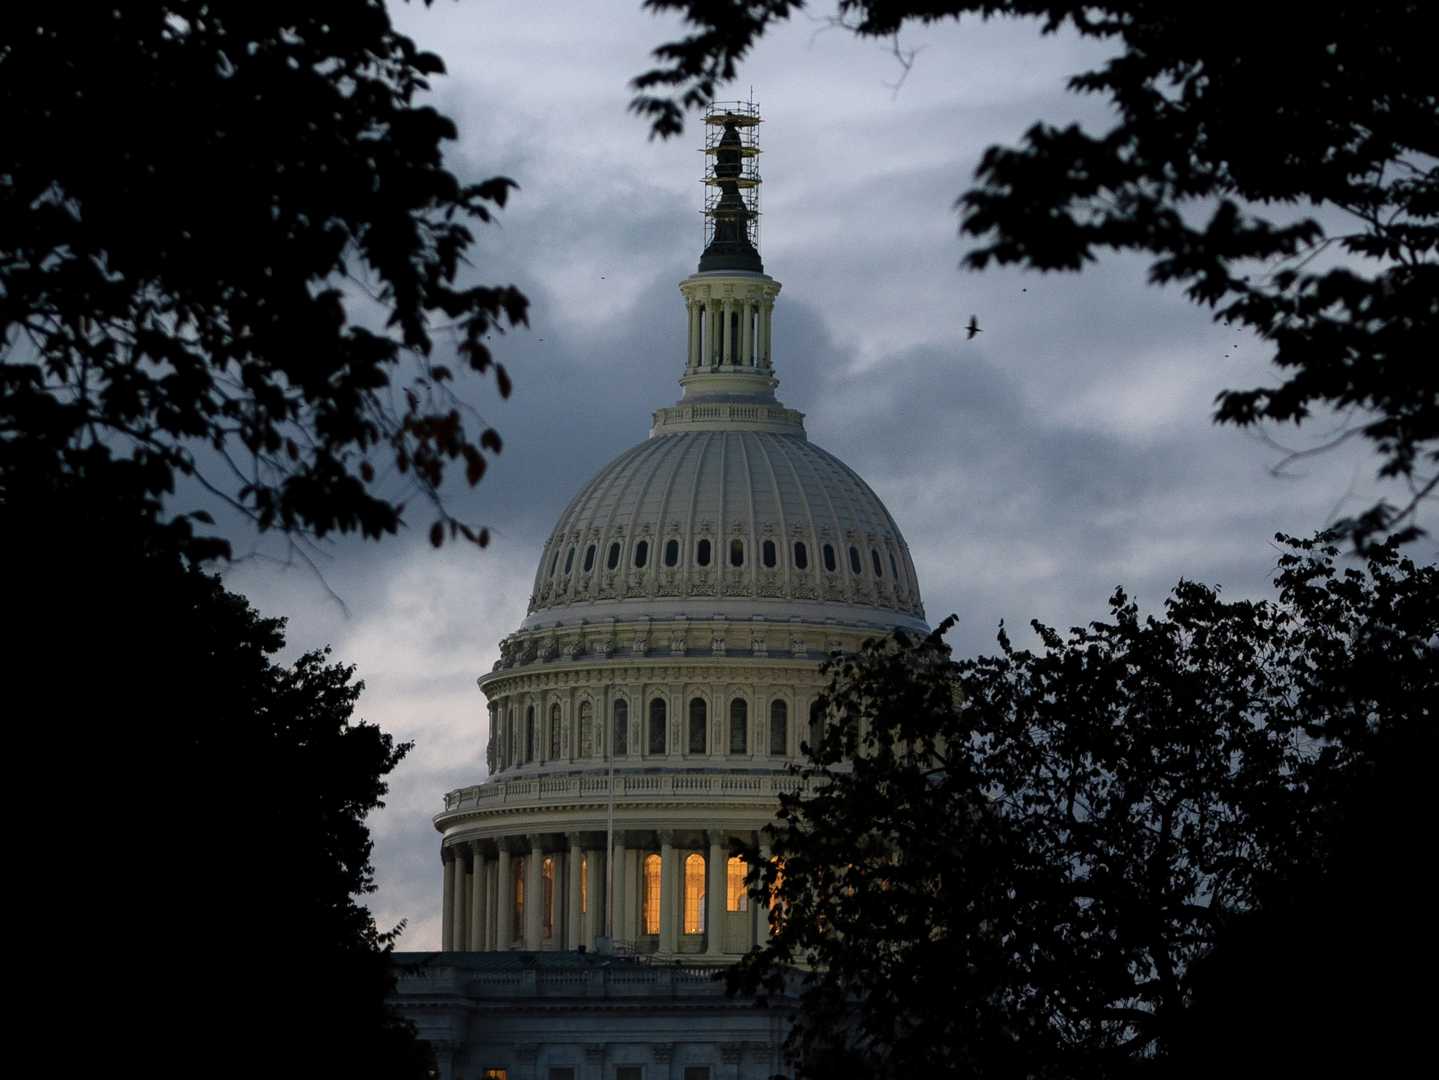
xmin=769 ymin=699 xmax=788 ymax=756
xmin=849 ymin=545 xmax=863 ymax=575
xmin=613 ymin=698 xmax=628 ymax=756
xmin=729 ymin=538 xmax=744 ymax=567
xmin=823 ymin=544 xmax=837 ymax=572
xmin=583 ymin=544 xmax=596 ymax=573
xmin=872 ymin=549 xmax=883 ymax=577
xmin=664 ymin=538 xmax=679 ymax=567
xmin=689 ymin=697 xmax=707 ymax=754
xmin=542 ymin=856 xmax=555 ymax=939
xmin=696 ymin=538 xmax=712 ymax=566
xmin=607 ymin=542 xmax=621 ymax=570
xmin=808 ymin=700 xmax=823 ymax=752
xmin=642 ymin=853 xmax=662 ymax=935
xmin=727 ymin=856 xmax=749 ymax=912
xmin=762 ymin=539 xmax=777 ymax=568
xmin=684 ymin=852 xmax=706 ymax=934
xmin=793 ymin=541 xmax=808 ymax=570
xmin=634 ymin=539 xmax=649 ymax=568
xmin=564 ymin=546 xmax=575 ymax=574
xmin=525 ymin=705 xmax=535 ymax=761
xmin=549 ymin=703 xmax=561 ymax=759
xmin=578 ymin=700 xmax=594 ymax=758
xmin=729 ymin=698 xmax=748 ymax=754
xmin=513 ymin=857 xmax=526 ymax=940
xmin=648 ymin=698 xmax=667 ymax=755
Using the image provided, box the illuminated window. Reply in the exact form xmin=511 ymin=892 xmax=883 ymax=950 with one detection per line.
xmin=613 ymin=698 xmax=628 ymax=756
xmin=849 ymin=545 xmax=862 ymax=574
xmin=793 ymin=541 xmax=808 ymax=569
xmin=727 ymin=856 xmax=749 ymax=912
xmin=579 ymin=700 xmax=594 ymax=758
xmin=762 ymin=539 xmax=776 ymax=567
xmin=513 ymin=857 xmax=525 ymax=939
xmin=729 ymin=538 xmax=744 ymax=567
xmin=549 ymin=703 xmax=561 ymax=759
xmin=583 ymin=544 xmax=596 ymax=573
xmin=872 ymin=549 xmax=883 ymax=576
xmin=607 ymin=542 xmax=621 ymax=570
xmin=634 ymin=539 xmax=649 ymax=568
xmin=525 ymin=705 xmax=535 ymax=761
xmin=729 ymin=698 xmax=748 ymax=754
xmin=664 ymin=538 xmax=679 ymax=566
xmin=689 ymin=697 xmax=707 ymax=754
xmin=696 ymin=538 xmax=711 ymax=566
xmin=482 ymin=1070 xmax=509 ymax=1080
xmin=769 ymin=699 xmax=787 ymax=756
xmin=642 ymin=854 xmax=662 ymax=934
xmin=648 ymin=698 xmax=666 ymax=754
xmin=542 ymin=857 xmax=555 ymax=939
xmin=823 ymin=544 xmax=836 ymax=572
xmin=580 ymin=854 xmax=588 ymax=914
xmin=684 ymin=852 xmax=706 ymax=934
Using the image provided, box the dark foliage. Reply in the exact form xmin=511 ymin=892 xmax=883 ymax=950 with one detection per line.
xmin=729 ymin=534 xmax=1436 ymax=1078
xmin=5 ymin=456 xmax=431 ymax=1077
xmin=633 ymin=1 xmax=1439 ymax=547
xmin=1 ymin=2 xmax=527 ymax=560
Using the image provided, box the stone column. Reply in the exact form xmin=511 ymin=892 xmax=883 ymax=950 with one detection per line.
xmin=486 ymin=858 xmax=498 ymax=950
xmin=450 ymin=844 xmax=468 ymax=951
xmin=587 ymin=843 xmax=605 ymax=949
xmin=707 ymin=302 xmax=719 ymax=366
xmin=610 ymin=830 xmax=627 ymax=944
xmin=469 ymin=842 xmax=487 ymax=951
xmin=495 ymin=840 xmax=513 ymax=949
xmin=740 ymin=300 xmax=753 ymax=365
xmin=525 ymin=834 xmax=544 ymax=949
xmin=567 ymin=833 xmax=583 ymax=949
xmin=440 ymin=848 xmax=454 ymax=951
xmin=760 ymin=300 xmax=773 ymax=367
xmin=756 ymin=838 xmax=773 ymax=942
xmin=688 ymin=298 xmax=701 ymax=367
xmin=551 ymin=849 xmax=565 ymax=948
xmin=659 ymin=830 xmax=678 ymax=954
xmin=706 ymin=831 xmax=726 ymax=957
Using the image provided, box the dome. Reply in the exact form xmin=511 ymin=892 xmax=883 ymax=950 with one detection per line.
xmin=524 ymin=428 xmax=926 ymax=632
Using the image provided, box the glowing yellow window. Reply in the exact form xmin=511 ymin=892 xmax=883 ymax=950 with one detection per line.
xmin=726 ymin=856 xmax=749 ymax=912
xmin=580 ymin=853 xmax=588 ymax=914
xmin=684 ymin=852 xmax=706 ymax=934
xmin=642 ymin=853 xmax=661 ymax=935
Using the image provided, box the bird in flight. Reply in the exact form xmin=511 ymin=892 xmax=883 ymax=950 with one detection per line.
xmin=965 ymin=315 xmax=982 ymax=340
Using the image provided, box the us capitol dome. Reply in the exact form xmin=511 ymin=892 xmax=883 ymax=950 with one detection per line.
xmin=432 ymin=103 xmax=929 ymax=968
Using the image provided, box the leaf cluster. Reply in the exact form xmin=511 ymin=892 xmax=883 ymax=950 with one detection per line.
xmin=632 ymin=1 xmax=1439 ymax=547
xmin=729 ymin=532 xmax=1437 ymax=1078
xmin=1 ymin=2 xmax=527 ymax=560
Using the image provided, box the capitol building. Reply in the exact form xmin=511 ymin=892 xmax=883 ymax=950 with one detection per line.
xmin=393 ymin=104 xmax=929 ymax=1080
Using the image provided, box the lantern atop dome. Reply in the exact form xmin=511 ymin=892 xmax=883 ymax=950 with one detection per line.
xmin=699 ymin=100 xmax=763 ymax=273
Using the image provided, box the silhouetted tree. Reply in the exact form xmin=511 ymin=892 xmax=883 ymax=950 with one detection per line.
xmin=730 ymin=533 xmax=1436 ymax=1078
xmin=2 ymin=2 xmax=527 ymax=560
xmin=633 ymin=1 xmax=1439 ymax=547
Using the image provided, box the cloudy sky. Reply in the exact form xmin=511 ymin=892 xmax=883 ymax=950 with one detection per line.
xmin=222 ymin=1 xmax=1416 ymax=950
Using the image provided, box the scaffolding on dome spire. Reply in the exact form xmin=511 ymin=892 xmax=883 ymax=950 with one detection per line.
xmin=698 ymin=99 xmax=763 ymax=273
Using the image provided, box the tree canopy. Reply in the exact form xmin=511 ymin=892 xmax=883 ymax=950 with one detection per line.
xmin=730 ymin=533 xmax=1436 ymax=1078
xmin=633 ymin=1 xmax=1439 ymax=547
xmin=1 ymin=1 xmax=527 ymax=561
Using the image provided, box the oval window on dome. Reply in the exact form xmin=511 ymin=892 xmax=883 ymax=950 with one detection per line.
xmin=697 ymin=538 xmax=712 ymax=566
xmin=762 ymin=539 xmax=776 ymax=568
xmin=872 ymin=549 xmax=883 ymax=577
xmin=730 ymin=538 xmax=744 ymax=567
xmin=583 ymin=544 xmax=596 ymax=573
xmin=849 ymin=546 xmax=862 ymax=575
xmin=549 ymin=549 xmax=559 ymax=576
xmin=664 ymin=539 xmax=679 ymax=567
xmin=634 ymin=540 xmax=649 ymax=568
xmin=890 ymin=551 xmax=899 ymax=578
xmin=794 ymin=541 xmax=808 ymax=570
xmin=823 ymin=544 xmax=837 ymax=573
xmin=607 ymin=542 xmax=621 ymax=570
xmin=564 ymin=547 xmax=575 ymax=574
